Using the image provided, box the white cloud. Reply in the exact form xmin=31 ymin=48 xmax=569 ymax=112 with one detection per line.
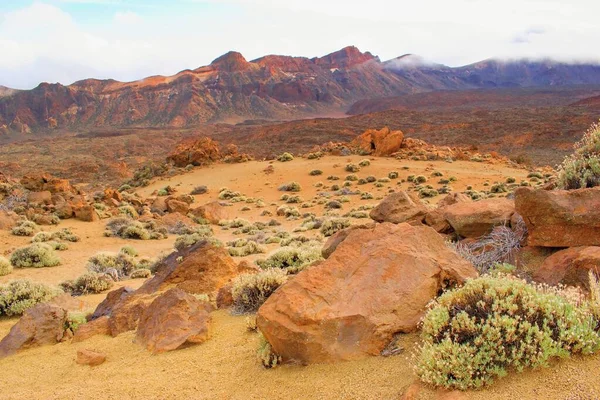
xmin=1 ymin=1 xmax=600 ymax=89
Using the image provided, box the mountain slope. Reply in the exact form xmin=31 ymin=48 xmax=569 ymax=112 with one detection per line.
xmin=2 ymin=47 xmax=600 ymax=134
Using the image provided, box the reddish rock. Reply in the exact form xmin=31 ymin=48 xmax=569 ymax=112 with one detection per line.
xmin=74 ymin=205 xmax=98 ymax=222
xmin=166 ymin=199 xmax=189 ymax=214
xmin=136 ymin=288 xmax=213 ymax=353
xmin=189 ymin=201 xmax=230 ymax=224
xmin=91 ymin=287 xmax=135 ymax=320
xmin=257 ymin=223 xmax=477 ymax=364
xmin=103 ymin=189 xmax=122 ymax=203
xmin=108 ymin=294 xmax=155 ymax=337
xmin=76 ymin=349 xmax=106 ymax=366
xmin=151 ymin=197 xmax=168 ymax=214
xmin=73 ymin=316 xmax=110 ymax=343
xmin=321 ymin=223 xmax=375 ymax=259
xmin=425 ymin=193 xmax=471 ymax=233
xmin=0 ymin=210 xmax=21 ymax=230
xmin=160 ymin=213 xmax=196 ymax=231
xmin=369 ymin=191 xmax=427 ymax=224
xmin=533 ymin=247 xmax=600 ymax=289
xmin=166 ymin=137 xmax=221 ymax=167
xmin=515 ymin=187 xmax=600 ymax=247
xmin=237 ymin=260 xmax=261 ymax=274
xmin=444 ymin=198 xmax=514 ymax=238
xmin=216 ymin=282 xmax=234 ymax=309
xmin=27 ymin=191 xmax=52 ymax=205
xmin=138 ymin=240 xmax=238 ymax=295
xmin=0 ymin=304 xmax=67 ymax=358
xmin=350 ymin=127 xmax=404 ymax=156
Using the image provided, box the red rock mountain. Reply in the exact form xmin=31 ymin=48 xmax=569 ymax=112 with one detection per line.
xmin=2 ymin=47 xmax=600 ymax=133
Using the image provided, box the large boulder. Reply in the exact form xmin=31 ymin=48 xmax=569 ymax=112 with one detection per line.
xmin=515 ymin=187 xmax=600 ymax=247
xmin=533 ymin=247 xmax=600 ymax=289
xmin=27 ymin=191 xmax=52 ymax=205
xmin=369 ymin=191 xmax=428 ymax=224
xmin=0 ymin=210 xmax=20 ymax=230
xmin=350 ymin=127 xmax=404 ymax=156
xmin=107 ymin=294 xmax=155 ymax=337
xmin=136 ymin=288 xmax=213 ymax=353
xmin=90 ymin=287 xmax=135 ymax=320
xmin=166 ymin=137 xmax=221 ymax=167
xmin=73 ymin=205 xmax=99 ymax=222
xmin=444 ymin=198 xmax=514 ymax=238
xmin=189 ymin=201 xmax=231 ymax=224
xmin=424 ymin=193 xmax=471 ymax=233
xmin=73 ymin=316 xmax=110 ymax=343
xmin=321 ymin=223 xmax=375 ymax=259
xmin=138 ymin=240 xmax=238 ymax=295
xmin=257 ymin=223 xmax=477 ymax=364
xmin=0 ymin=304 xmax=67 ymax=358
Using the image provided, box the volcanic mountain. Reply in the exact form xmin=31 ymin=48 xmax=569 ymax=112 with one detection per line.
xmin=2 ymin=46 xmax=600 ymax=133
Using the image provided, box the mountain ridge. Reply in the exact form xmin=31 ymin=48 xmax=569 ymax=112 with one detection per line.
xmin=2 ymin=46 xmax=600 ymax=134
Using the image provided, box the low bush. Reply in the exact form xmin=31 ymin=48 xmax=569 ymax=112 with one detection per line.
xmin=86 ymin=252 xmax=139 ymax=279
xmin=228 ymin=240 xmax=266 ymax=257
xmin=50 ymin=228 xmax=80 ymax=242
xmin=277 ymin=152 xmax=294 ymax=162
xmin=256 ymin=245 xmax=323 ymax=273
xmin=320 ymin=218 xmax=350 ymax=236
xmin=231 ymin=269 xmax=288 ymax=313
xmin=0 ymin=256 xmax=13 ymax=276
xmin=60 ymin=272 xmax=114 ymax=296
xmin=104 ymin=218 xmax=167 ymax=240
xmin=278 ymin=182 xmax=302 ymax=192
xmin=558 ymin=121 xmax=600 ymax=189
xmin=191 ymin=185 xmax=208 ymax=195
xmin=415 ymin=276 xmax=600 ymax=390
xmin=10 ymin=243 xmax=61 ymax=268
xmin=359 ymin=159 xmax=371 ymax=167
xmin=130 ymin=269 xmax=152 ymax=279
xmin=11 ymin=220 xmax=39 ymax=237
xmin=345 ymin=164 xmax=360 ymax=173
xmin=0 ymin=280 xmax=62 ymax=316
xmin=388 ymin=171 xmax=399 ymax=179
xmin=309 ymin=169 xmax=323 ymax=176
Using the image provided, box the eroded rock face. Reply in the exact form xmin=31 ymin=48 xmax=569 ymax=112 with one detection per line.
xmin=138 ymin=240 xmax=238 ymax=295
xmin=350 ymin=127 xmax=404 ymax=156
xmin=369 ymin=191 xmax=428 ymax=224
xmin=189 ymin=201 xmax=231 ymax=224
xmin=444 ymin=198 xmax=514 ymax=238
xmin=166 ymin=137 xmax=221 ymax=167
xmin=0 ymin=304 xmax=67 ymax=358
xmin=257 ymin=223 xmax=477 ymax=364
xmin=136 ymin=288 xmax=213 ymax=353
xmin=0 ymin=210 xmax=20 ymax=230
xmin=321 ymin=223 xmax=375 ymax=259
xmin=424 ymin=193 xmax=471 ymax=233
xmin=73 ymin=316 xmax=110 ymax=343
xmin=91 ymin=287 xmax=135 ymax=320
xmin=515 ymin=187 xmax=600 ymax=247
xmin=533 ymin=247 xmax=600 ymax=289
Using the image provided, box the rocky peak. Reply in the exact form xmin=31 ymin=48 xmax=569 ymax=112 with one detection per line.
xmin=210 ymin=51 xmax=251 ymax=72
xmin=314 ymin=46 xmax=379 ymax=69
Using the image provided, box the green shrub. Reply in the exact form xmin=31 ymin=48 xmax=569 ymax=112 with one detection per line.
xmin=31 ymin=231 xmax=53 ymax=243
xmin=86 ymin=252 xmax=138 ymax=279
xmin=50 ymin=228 xmax=80 ymax=242
xmin=490 ymin=183 xmax=507 ymax=193
xmin=0 ymin=280 xmax=62 ymax=316
xmin=60 ymin=272 xmax=114 ymax=296
xmin=277 ymin=152 xmax=294 ymax=162
xmin=231 ymin=269 xmax=288 ymax=313
xmin=257 ymin=245 xmax=323 ymax=273
xmin=388 ymin=171 xmax=399 ymax=179
xmin=228 ymin=240 xmax=266 ymax=257
xmin=174 ymin=234 xmax=222 ymax=251
xmin=415 ymin=276 xmax=600 ymax=390
xmin=10 ymin=243 xmax=61 ymax=268
xmin=104 ymin=218 xmax=167 ymax=240
xmin=309 ymin=169 xmax=323 ymax=176
xmin=118 ymin=205 xmax=139 ymax=219
xmin=365 ymin=175 xmax=376 ymax=183
xmin=558 ymin=122 xmax=600 ymax=189
xmin=345 ymin=164 xmax=360 ymax=173
xmin=0 ymin=256 xmax=12 ymax=276
xmin=359 ymin=159 xmax=371 ymax=167
xmin=258 ymin=332 xmax=282 ymax=368
xmin=414 ymin=175 xmax=427 ymax=184
xmin=47 ymin=241 xmax=68 ymax=251
xmin=130 ymin=269 xmax=152 ymax=279
xmin=278 ymin=182 xmax=302 ymax=192
xmin=320 ymin=218 xmax=351 ymax=237
xmin=306 ymin=152 xmax=323 ymax=160
xmin=11 ymin=220 xmax=39 ymax=237
xmin=506 ymin=177 xmax=516 ymax=184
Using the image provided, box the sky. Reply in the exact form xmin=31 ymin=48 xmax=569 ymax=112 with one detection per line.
xmin=1 ymin=0 xmax=600 ymax=89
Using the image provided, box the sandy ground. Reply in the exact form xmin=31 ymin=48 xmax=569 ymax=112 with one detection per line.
xmin=2 ymin=156 xmax=589 ymax=400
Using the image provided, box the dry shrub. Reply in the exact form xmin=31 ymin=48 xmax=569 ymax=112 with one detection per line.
xmin=558 ymin=121 xmax=600 ymax=189
xmin=60 ymin=272 xmax=114 ymax=296
xmin=231 ymin=269 xmax=287 ymax=313
xmin=10 ymin=243 xmax=61 ymax=268
xmin=0 ymin=280 xmax=62 ymax=316
xmin=415 ymin=276 xmax=600 ymax=390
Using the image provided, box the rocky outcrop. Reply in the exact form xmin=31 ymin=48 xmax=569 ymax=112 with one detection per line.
xmin=257 ymin=223 xmax=477 ymax=364
xmin=321 ymin=223 xmax=375 ymax=259
xmin=533 ymin=247 xmax=600 ymax=289
xmin=444 ymin=198 xmax=514 ymax=238
xmin=138 ymin=240 xmax=238 ymax=295
xmin=136 ymin=288 xmax=213 ymax=353
xmin=350 ymin=127 xmax=404 ymax=156
xmin=189 ymin=201 xmax=231 ymax=224
xmin=166 ymin=137 xmax=221 ymax=167
xmin=515 ymin=187 xmax=600 ymax=247
xmin=0 ymin=304 xmax=67 ymax=358
xmin=73 ymin=316 xmax=110 ymax=343
xmin=424 ymin=193 xmax=471 ymax=233
xmin=369 ymin=191 xmax=427 ymax=224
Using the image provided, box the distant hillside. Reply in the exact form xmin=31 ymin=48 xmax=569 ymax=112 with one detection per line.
xmin=2 ymin=47 xmax=600 ymax=134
